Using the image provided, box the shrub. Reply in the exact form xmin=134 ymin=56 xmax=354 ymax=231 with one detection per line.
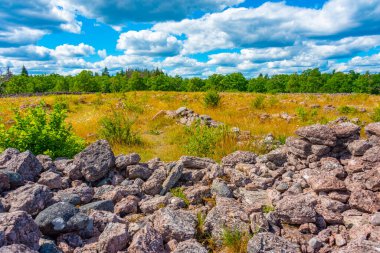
xmin=0 ymin=102 xmax=85 ymax=158
xmin=371 ymin=107 xmax=380 ymax=122
xmin=296 ymin=107 xmax=318 ymax=123
xmin=170 ymin=187 xmax=190 ymax=207
xmin=184 ymin=122 xmax=226 ymax=157
xmin=252 ymin=95 xmax=265 ymax=109
xmin=221 ymin=227 xmax=251 ymax=253
xmin=338 ymin=105 xmax=358 ymax=114
xmin=98 ymin=111 xmax=142 ymax=145
xmin=204 ymin=90 xmax=221 ymax=108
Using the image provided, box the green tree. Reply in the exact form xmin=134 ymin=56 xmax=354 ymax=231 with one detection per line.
xmin=21 ymin=65 xmax=29 ymax=77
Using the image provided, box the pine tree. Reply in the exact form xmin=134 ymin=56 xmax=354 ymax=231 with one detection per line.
xmin=102 ymin=67 xmax=110 ymax=77
xmin=21 ymin=65 xmax=28 ymax=77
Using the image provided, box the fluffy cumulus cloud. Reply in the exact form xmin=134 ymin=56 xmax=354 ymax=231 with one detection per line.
xmin=0 ymin=0 xmax=380 ymax=76
xmin=117 ymin=31 xmax=182 ymax=56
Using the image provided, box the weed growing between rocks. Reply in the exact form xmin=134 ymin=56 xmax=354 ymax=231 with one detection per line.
xmin=221 ymin=227 xmax=252 ymax=253
xmin=170 ymin=187 xmax=190 ymax=207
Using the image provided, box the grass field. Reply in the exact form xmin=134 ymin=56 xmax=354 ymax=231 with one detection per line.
xmin=0 ymin=92 xmax=379 ymax=162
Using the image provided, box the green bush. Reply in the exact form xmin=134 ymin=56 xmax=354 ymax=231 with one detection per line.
xmin=184 ymin=122 xmax=225 ymax=157
xmin=296 ymin=107 xmax=318 ymax=123
xmin=371 ymin=107 xmax=380 ymax=122
xmin=0 ymin=102 xmax=85 ymax=158
xmin=98 ymin=111 xmax=142 ymax=145
xmin=204 ymin=90 xmax=221 ymax=108
xmin=252 ymin=95 xmax=265 ymax=109
xmin=338 ymin=105 xmax=358 ymax=114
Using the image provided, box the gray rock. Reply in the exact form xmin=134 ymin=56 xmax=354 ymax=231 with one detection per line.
xmin=153 ymin=208 xmax=197 ymax=242
xmin=127 ymin=164 xmax=152 ymax=180
xmin=365 ymin=122 xmax=380 ymax=137
xmin=73 ymin=140 xmax=115 ymax=182
xmin=370 ymin=212 xmax=380 ymax=226
xmin=222 ymin=151 xmax=256 ymax=167
xmin=35 ymin=202 xmax=92 ymax=236
xmin=330 ymin=122 xmax=361 ymax=138
xmin=142 ymin=167 xmax=167 ymax=195
xmin=115 ymin=153 xmax=141 ymax=170
xmin=139 ymin=195 xmax=168 ymax=214
xmin=1 ymin=170 xmax=24 ymax=189
xmin=37 ymin=171 xmax=62 ymax=189
xmin=180 ymin=156 xmax=216 ymax=169
xmin=266 ymin=148 xmax=288 ymax=167
xmin=80 ymin=200 xmax=114 ymax=213
xmin=247 ymin=232 xmax=301 ymax=253
xmin=160 ymin=162 xmax=183 ymax=195
xmin=39 ymin=238 xmax=61 ymax=253
xmin=211 ymin=178 xmax=233 ymax=198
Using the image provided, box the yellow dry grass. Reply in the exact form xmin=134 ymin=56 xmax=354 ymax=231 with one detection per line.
xmin=0 ymin=92 xmax=379 ymax=161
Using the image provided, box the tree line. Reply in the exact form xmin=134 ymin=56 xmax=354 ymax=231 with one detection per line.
xmin=1 ymin=66 xmax=380 ymax=94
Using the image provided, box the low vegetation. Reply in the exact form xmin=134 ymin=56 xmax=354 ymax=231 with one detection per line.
xmin=221 ymin=228 xmax=251 ymax=253
xmin=204 ymin=90 xmax=221 ymax=108
xmin=0 ymin=102 xmax=84 ymax=158
xmin=0 ymin=92 xmax=379 ymax=161
xmin=169 ymin=187 xmax=190 ymax=207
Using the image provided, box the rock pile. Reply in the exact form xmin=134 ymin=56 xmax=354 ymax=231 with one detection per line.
xmin=0 ymin=121 xmax=380 ymax=252
xmin=164 ymin=107 xmax=223 ymax=127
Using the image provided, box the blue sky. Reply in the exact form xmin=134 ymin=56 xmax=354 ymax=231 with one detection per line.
xmin=0 ymin=0 xmax=379 ymax=77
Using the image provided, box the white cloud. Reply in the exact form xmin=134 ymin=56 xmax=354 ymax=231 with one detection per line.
xmin=98 ymin=49 xmax=107 ymax=58
xmin=52 ymin=43 xmax=95 ymax=58
xmin=117 ymin=31 xmax=182 ymax=56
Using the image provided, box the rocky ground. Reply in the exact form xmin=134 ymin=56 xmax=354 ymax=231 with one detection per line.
xmin=0 ymin=119 xmax=380 ymax=252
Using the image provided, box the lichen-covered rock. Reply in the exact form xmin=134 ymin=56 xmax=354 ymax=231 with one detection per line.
xmin=365 ymin=122 xmax=380 ymax=137
xmin=211 ymin=178 xmax=233 ymax=198
xmin=127 ymin=164 xmax=152 ymax=180
xmin=114 ymin=195 xmax=139 ymax=217
xmin=53 ymin=184 xmax=94 ymax=205
xmin=127 ymin=223 xmax=164 ymax=253
xmin=73 ymin=140 xmax=115 ymax=182
xmin=5 ymin=183 xmax=52 ymax=215
xmin=0 ymin=211 xmax=41 ymax=250
xmin=153 ymin=208 xmax=197 ymax=242
xmin=348 ymin=140 xmax=372 ymax=156
xmin=222 ymin=151 xmax=256 ymax=167
xmin=88 ymin=210 xmax=126 ymax=233
xmin=98 ymin=222 xmax=129 ymax=253
xmin=80 ymin=200 xmax=114 ymax=213
xmin=349 ymin=189 xmax=380 ymax=213
xmin=139 ymin=195 xmax=168 ymax=214
xmin=247 ymin=232 xmax=301 ymax=253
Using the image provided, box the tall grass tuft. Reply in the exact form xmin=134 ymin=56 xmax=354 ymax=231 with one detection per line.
xmin=221 ymin=227 xmax=251 ymax=253
xmin=252 ymin=95 xmax=266 ymax=109
xmin=204 ymin=90 xmax=221 ymax=108
xmin=98 ymin=110 xmax=141 ymax=145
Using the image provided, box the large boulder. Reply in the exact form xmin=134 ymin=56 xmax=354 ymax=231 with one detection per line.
xmin=35 ymin=202 xmax=93 ymax=236
xmin=295 ymin=124 xmax=336 ymax=146
xmin=73 ymin=140 xmax=115 ymax=182
xmin=349 ymin=189 xmax=380 ymax=213
xmin=247 ymin=232 xmax=301 ymax=253
xmin=127 ymin=223 xmax=164 ymax=253
xmin=0 ymin=149 xmax=42 ymax=182
xmin=153 ymin=207 xmax=197 ymax=242
xmin=365 ymin=122 xmax=380 ymax=137
xmin=5 ymin=183 xmax=52 ymax=215
xmin=0 ymin=211 xmax=41 ymax=250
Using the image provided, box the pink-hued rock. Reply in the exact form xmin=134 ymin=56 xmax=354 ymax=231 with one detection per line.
xmin=97 ymin=222 xmax=129 ymax=253
xmin=0 ymin=211 xmax=41 ymax=250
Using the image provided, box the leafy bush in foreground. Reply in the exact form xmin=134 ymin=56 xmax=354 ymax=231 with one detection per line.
xmin=0 ymin=102 xmax=85 ymax=158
